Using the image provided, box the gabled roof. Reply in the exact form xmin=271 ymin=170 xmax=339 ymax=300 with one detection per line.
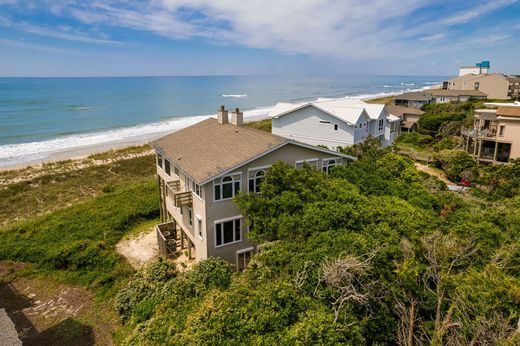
xmin=269 ymin=97 xmax=387 ymax=124
xmin=394 ymin=92 xmax=433 ymax=101
xmin=429 ymin=89 xmax=487 ymax=97
xmin=385 ymin=104 xmax=424 ymax=117
xmin=151 ymin=118 xmax=356 ymax=185
xmin=269 ymin=100 xmax=368 ymax=125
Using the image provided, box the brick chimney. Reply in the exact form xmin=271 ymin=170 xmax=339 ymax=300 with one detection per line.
xmin=217 ymin=105 xmax=228 ymax=124
xmin=230 ymin=107 xmax=243 ymax=126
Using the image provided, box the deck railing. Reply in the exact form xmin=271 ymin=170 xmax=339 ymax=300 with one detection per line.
xmin=174 ymin=191 xmax=193 ymax=207
xmin=156 ymin=221 xmax=177 ymax=257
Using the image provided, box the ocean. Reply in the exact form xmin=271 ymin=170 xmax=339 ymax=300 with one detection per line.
xmin=0 ymin=75 xmax=446 ymax=168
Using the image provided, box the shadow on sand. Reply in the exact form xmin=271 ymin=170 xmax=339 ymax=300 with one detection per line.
xmin=0 ymin=282 xmax=95 ymax=346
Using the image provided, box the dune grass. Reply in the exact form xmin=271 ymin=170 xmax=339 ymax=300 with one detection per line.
xmin=0 ymin=152 xmax=155 ymax=227
xmin=244 ymin=118 xmax=271 ymax=133
xmin=0 ymin=180 xmax=160 ymax=297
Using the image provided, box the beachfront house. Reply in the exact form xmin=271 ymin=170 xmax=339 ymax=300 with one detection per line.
xmin=269 ymin=98 xmax=400 ymax=150
xmin=461 ymin=102 xmax=520 ymax=162
xmin=443 ymin=74 xmax=511 ymax=100
xmin=386 ymin=104 xmax=424 ymax=132
xmin=151 ymin=106 xmax=356 ymax=271
xmin=428 ymin=89 xmax=487 ymax=103
xmin=393 ymin=92 xmax=433 ymax=108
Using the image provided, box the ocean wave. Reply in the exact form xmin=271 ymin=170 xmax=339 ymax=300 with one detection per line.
xmin=221 ymin=94 xmax=248 ymax=98
xmin=0 ymin=107 xmax=273 ymax=168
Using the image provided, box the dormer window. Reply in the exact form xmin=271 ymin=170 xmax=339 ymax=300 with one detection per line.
xmin=214 ymin=173 xmax=241 ymax=201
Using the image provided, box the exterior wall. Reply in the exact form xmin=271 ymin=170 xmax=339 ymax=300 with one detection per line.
xmin=203 ymin=143 xmax=351 ymax=267
xmin=447 ymin=75 xmax=509 ymax=99
xmin=498 ymin=119 xmax=520 ymax=159
xmin=404 ymin=114 xmax=421 ymax=123
xmin=272 ymin=106 xmax=367 ymax=150
xmin=394 ymin=99 xmax=430 ymax=109
xmin=459 ymin=67 xmax=481 ymax=76
xmin=383 ymin=121 xmax=399 ymax=146
xmin=367 ymin=113 xmax=386 ymax=139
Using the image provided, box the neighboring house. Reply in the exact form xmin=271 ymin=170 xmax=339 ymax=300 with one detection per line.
xmin=428 ymin=89 xmax=487 ymax=103
xmin=461 ymin=103 xmax=520 ymax=162
xmin=506 ymin=76 xmax=520 ymax=100
xmin=443 ymin=74 xmax=510 ymax=99
xmin=270 ymin=98 xmax=400 ymax=150
xmin=393 ymin=92 xmax=433 ymax=108
xmin=385 ymin=104 xmax=424 ymax=132
xmin=458 ymin=60 xmax=490 ymax=76
xmin=151 ymin=106 xmax=356 ymax=270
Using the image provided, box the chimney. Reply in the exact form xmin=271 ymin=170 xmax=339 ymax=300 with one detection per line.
xmin=230 ymin=107 xmax=243 ymax=126
xmin=217 ymin=105 xmax=228 ymax=124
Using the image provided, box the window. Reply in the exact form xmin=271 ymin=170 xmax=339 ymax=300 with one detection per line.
xmin=188 ymin=207 xmax=193 ymax=227
xmin=157 ymin=154 xmax=163 ymax=168
xmin=198 ymin=217 xmax=203 ymax=239
xmin=215 ymin=218 xmax=241 ymax=247
xmin=164 ymin=159 xmax=171 ymax=176
xmin=378 ymin=119 xmax=384 ymax=132
xmin=249 ymin=170 xmax=266 ymax=193
xmin=184 ymin=175 xmax=190 ymax=191
xmin=174 ymin=166 xmax=179 ymax=176
xmin=333 ymin=124 xmax=339 ymax=131
xmin=214 ymin=174 xmax=241 ymax=201
xmin=499 ymin=125 xmax=505 ymax=136
xmin=323 ymin=158 xmax=341 ymax=173
xmin=237 ymin=248 xmax=254 ymax=272
xmin=390 ymin=122 xmax=396 ymax=133
xmin=193 ymin=182 xmax=202 ymax=198
xmin=295 ymin=159 xmax=319 ymax=169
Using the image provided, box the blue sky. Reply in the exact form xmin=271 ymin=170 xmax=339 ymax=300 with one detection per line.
xmin=0 ymin=0 xmax=519 ymax=77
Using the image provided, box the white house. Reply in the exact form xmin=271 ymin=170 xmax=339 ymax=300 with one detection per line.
xmin=270 ymin=98 xmax=400 ymax=150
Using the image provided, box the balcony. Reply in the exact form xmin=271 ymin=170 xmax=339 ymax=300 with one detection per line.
xmin=156 ymin=221 xmax=177 ymax=256
xmin=174 ymin=191 xmax=193 ymax=207
xmin=461 ymin=127 xmax=496 ymax=138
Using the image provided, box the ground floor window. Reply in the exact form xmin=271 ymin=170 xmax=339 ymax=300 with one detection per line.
xmin=237 ymin=248 xmax=254 ymax=272
xmin=215 ymin=217 xmax=241 ymax=247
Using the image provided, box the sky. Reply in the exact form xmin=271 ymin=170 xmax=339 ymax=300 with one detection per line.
xmin=0 ymin=0 xmax=519 ymax=77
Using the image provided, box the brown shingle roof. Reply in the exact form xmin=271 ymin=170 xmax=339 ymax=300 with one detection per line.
xmin=429 ymin=89 xmax=487 ymax=97
xmin=394 ymin=92 xmax=433 ymax=101
xmin=151 ymin=118 xmax=289 ymax=184
xmin=496 ymin=107 xmax=520 ymax=117
xmin=385 ymin=104 xmax=424 ymax=117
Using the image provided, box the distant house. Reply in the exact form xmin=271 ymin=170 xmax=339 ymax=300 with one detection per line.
xmin=270 ymin=98 xmax=400 ymax=150
xmin=461 ymin=102 xmax=520 ymax=162
xmin=428 ymin=89 xmax=487 ymax=103
xmin=393 ymin=92 xmax=433 ymax=108
xmin=151 ymin=106 xmax=356 ymax=270
xmin=385 ymin=104 xmax=424 ymax=132
xmin=506 ymin=76 xmax=520 ymax=100
xmin=443 ymin=74 xmax=510 ymax=99
xmin=458 ymin=60 xmax=490 ymax=76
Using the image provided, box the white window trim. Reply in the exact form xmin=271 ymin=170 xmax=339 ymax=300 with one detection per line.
xmin=295 ymin=158 xmax=319 ymax=169
xmin=322 ymin=157 xmax=342 ymax=173
xmin=248 ymin=167 xmax=269 ymax=194
xmin=196 ymin=214 xmax=203 ymax=240
xmin=214 ymin=215 xmax=243 ymax=248
xmin=213 ymin=172 xmax=242 ymax=203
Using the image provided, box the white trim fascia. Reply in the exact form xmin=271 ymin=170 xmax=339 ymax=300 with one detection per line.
xmin=247 ymin=164 xmax=272 ymax=172
xmin=273 ymin=103 xmax=359 ymax=126
xmin=274 ymin=131 xmax=353 ymax=145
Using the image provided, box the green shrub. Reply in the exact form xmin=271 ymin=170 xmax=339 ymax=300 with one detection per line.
xmin=396 ymin=132 xmax=433 ymax=149
xmin=434 ymin=150 xmax=478 ymax=182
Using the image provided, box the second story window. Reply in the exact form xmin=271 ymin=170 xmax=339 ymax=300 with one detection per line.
xmin=333 ymin=124 xmax=339 ymax=131
xmin=214 ymin=174 xmax=241 ymax=201
xmin=188 ymin=207 xmax=193 ymax=227
xmin=215 ymin=217 xmax=241 ymax=247
xmin=157 ymin=154 xmax=163 ymax=168
xmin=164 ymin=159 xmax=171 ymax=176
xmin=323 ymin=158 xmax=341 ymax=174
xmin=248 ymin=170 xmax=266 ymax=193
xmin=499 ymin=125 xmax=505 ymax=136
xmin=174 ymin=166 xmax=179 ymax=176
xmin=192 ymin=182 xmax=202 ymax=198
xmin=378 ymin=119 xmax=384 ymax=132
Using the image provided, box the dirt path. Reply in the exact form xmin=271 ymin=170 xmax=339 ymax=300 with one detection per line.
xmin=116 ymin=227 xmax=159 ymax=269
xmin=414 ymin=162 xmax=454 ymax=185
xmin=0 ymin=261 xmax=119 ymax=346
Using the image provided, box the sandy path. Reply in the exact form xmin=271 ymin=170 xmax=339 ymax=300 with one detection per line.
xmin=414 ymin=162 xmax=454 ymax=185
xmin=116 ymin=228 xmax=159 ymax=269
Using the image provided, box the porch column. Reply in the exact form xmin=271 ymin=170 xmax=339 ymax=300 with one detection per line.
xmin=493 ymin=142 xmax=499 ymax=161
xmin=181 ymin=231 xmax=185 ymax=249
xmin=188 ymin=239 xmax=192 ymax=259
xmin=465 ymin=135 xmax=470 ymax=151
xmin=477 ymin=140 xmax=482 ymax=158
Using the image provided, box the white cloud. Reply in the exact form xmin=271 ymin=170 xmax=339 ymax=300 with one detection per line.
xmin=2 ymin=0 xmax=519 ymax=60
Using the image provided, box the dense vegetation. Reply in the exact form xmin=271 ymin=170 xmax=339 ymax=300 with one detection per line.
xmin=115 ymin=143 xmax=520 ymax=344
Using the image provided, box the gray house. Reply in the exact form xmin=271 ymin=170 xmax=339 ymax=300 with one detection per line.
xmin=151 ymin=106 xmax=355 ymax=270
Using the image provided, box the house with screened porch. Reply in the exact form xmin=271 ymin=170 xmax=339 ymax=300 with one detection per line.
xmin=151 ymin=106 xmax=356 ymax=271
